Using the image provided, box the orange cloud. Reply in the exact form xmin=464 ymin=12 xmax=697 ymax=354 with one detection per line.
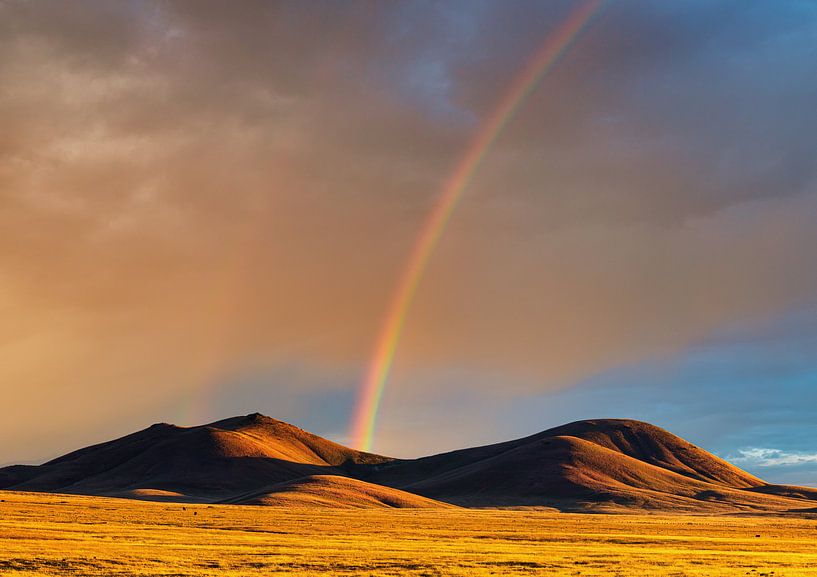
xmin=2 ymin=1 xmax=817 ymax=462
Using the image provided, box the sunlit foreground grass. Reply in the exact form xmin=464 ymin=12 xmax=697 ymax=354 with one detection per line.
xmin=2 ymin=491 xmax=817 ymax=576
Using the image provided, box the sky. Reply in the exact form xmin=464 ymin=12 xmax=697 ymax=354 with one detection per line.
xmin=1 ymin=0 xmax=816 ymax=485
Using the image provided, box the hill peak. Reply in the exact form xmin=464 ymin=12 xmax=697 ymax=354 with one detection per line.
xmin=536 ymin=418 xmax=763 ymax=488
xmin=204 ymin=412 xmax=281 ymax=429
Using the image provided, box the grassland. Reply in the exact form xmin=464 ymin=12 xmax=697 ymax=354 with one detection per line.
xmin=2 ymin=491 xmax=817 ymax=576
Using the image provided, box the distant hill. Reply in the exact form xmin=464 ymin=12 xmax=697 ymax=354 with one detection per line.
xmin=2 ymin=414 xmax=815 ymax=513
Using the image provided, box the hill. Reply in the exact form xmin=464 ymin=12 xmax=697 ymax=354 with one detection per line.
xmin=1 ymin=414 xmax=814 ymax=513
xmin=224 ymin=474 xmax=456 ymax=508
xmin=0 ymin=413 xmax=389 ymax=502
xmin=366 ymin=419 xmax=790 ymax=512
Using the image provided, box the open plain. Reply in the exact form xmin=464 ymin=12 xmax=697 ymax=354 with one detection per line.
xmin=2 ymin=490 xmax=817 ymax=577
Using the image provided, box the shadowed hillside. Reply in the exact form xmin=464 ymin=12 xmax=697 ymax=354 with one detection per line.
xmin=366 ymin=419 xmax=786 ymax=512
xmin=0 ymin=414 xmax=389 ymax=503
xmin=1 ymin=414 xmax=814 ymax=513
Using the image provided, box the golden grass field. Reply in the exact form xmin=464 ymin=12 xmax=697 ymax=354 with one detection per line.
xmin=2 ymin=491 xmax=817 ymax=576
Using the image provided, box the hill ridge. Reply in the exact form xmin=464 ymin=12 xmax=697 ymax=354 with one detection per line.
xmin=1 ymin=413 xmax=813 ymax=513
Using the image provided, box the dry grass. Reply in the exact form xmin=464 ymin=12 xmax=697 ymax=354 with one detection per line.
xmin=1 ymin=490 xmax=817 ymax=576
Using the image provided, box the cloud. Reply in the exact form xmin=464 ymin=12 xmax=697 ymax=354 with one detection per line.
xmin=1 ymin=1 xmax=817 ymax=462
xmin=730 ymin=448 xmax=817 ymax=468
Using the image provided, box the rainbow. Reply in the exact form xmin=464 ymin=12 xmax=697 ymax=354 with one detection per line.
xmin=349 ymin=0 xmax=606 ymax=452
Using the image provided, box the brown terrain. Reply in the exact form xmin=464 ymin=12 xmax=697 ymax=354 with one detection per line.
xmin=2 ymin=413 xmax=815 ymax=513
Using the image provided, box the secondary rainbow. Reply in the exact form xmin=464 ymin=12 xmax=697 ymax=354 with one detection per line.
xmin=350 ymin=0 xmax=606 ymax=452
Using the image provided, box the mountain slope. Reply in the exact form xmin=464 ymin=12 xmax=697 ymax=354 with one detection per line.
xmin=0 ymin=413 xmax=389 ymax=502
xmin=384 ymin=434 xmax=798 ymax=512
xmin=363 ymin=419 xmax=811 ymax=512
xmin=541 ymin=419 xmax=763 ymax=488
xmin=1 ymin=414 xmax=814 ymax=513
